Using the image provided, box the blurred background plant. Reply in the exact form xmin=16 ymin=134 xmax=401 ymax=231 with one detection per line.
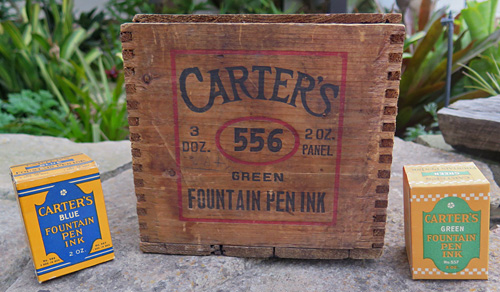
xmin=397 ymin=0 xmax=500 ymax=140
xmin=0 ymin=0 xmax=126 ymax=142
xmin=0 ymin=90 xmax=68 ymax=136
xmin=212 ymin=0 xmax=291 ymax=14
xmin=403 ymin=102 xmax=440 ymax=141
xmin=462 ymin=55 xmax=500 ymax=96
xmin=0 ymin=0 xmax=22 ymax=21
xmin=1 ymin=0 xmax=500 ymax=142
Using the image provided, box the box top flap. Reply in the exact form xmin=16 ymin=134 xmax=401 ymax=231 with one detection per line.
xmin=403 ymin=162 xmax=489 ymax=187
xmin=10 ymin=153 xmax=97 ymax=185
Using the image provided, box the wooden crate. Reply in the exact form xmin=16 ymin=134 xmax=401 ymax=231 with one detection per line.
xmin=121 ymin=14 xmax=405 ymax=259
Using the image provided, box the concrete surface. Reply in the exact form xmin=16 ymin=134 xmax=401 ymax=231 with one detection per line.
xmin=1 ymin=134 xmax=499 ymax=292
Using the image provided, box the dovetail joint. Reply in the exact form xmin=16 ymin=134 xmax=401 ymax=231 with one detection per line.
xmin=389 ymin=53 xmax=402 ymax=63
xmin=380 ymin=139 xmax=394 ymax=148
xmin=373 ymin=215 xmax=387 ymax=222
xmin=379 ymin=154 xmax=392 ymax=164
xmin=382 ymin=123 xmax=396 ymax=132
xmin=378 ymin=170 xmax=391 ymax=179
xmin=123 ymin=49 xmax=135 ymax=60
xmin=390 ymin=34 xmax=405 ymax=44
xmin=128 ymin=117 xmax=140 ymax=126
xmin=131 ymin=148 xmax=142 ymax=157
xmin=134 ymin=178 xmax=144 ymax=187
xmin=137 ymin=207 xmax=147 ymax=216
xmin=124 ymin=67 xmax=136 ymax=77
xmin=375 ymin=185 xmax=389 ymax=194
xmin=127 ymin=100 xmax=140 ymax=110
xmin=373 ymin=229 xmax=385 ymax=236
xmin=130 ymin=133 xmax=141 ymax=142
xmin=120 ymin=31 xmax=133 ymax=42
xmin=385 ymin=89 xmax=398 ymax=99
xmin=136 ymin=193 xmax=146 ymax=202
xmin=383 ymin=106 xmax=397 ymax=116
xmin=125 ymin=84 xmax=136 ymax=94
xmin=375 ymin=200 xmax=388 ymax=208
xmin=133 ymin=164 xmax=143 ymax=172
xmin=388 ymin=71 xmax=401 ymax=80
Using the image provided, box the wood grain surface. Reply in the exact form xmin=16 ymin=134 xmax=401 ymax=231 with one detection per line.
xmin=132 ymin=13 xmax=402 ymax=24
xmin=122 ymin=14 xmax=404 ymax=259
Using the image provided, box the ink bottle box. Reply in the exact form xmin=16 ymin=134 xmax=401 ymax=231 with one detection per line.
xmin=403 ymin=162 xmax=490 ymax=280
xmin=10 ymin=153 xmax=114 ymax=282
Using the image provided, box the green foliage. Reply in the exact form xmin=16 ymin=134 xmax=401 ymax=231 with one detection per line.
xmin=0 ymin=0 xmax=22 ymax=21
xmin=76 ymin=8 xmax=123 ymax=75
xmin=1 ymin=0 xmax=304 ymax=144
xmin=348 ymin=0 xmax=385 ymax=13
xmin=66 ymin=50 xmax=128 ymax=142
xmin=0 ymin=0 xmax=84 ymax=102
xmin=0 ymin=0 xmax=128 ymax=142
xmin=461 ymin=0 xmax=498 ymax=42
xmin=460 ymin=0 xmax=500 ymax=85
xmin=0 ymin=90 xmax=68 ymax=136
xmin=105 ymin=0 xmax=290 ymax=17
xmin=403 ymin=124 xmax=428 ymax=141
xmin=215 ymin=0 xmax=288 ymax=14
xmin=103 ymin=0 xmax=215 ymax=70
xmin=462 ymin=55 xmax=500 ymax=96
xmin=106 ymin=0 xmax=212 ymax=24
xmin=397 ymin=0 xmax=500 ymax=135
xmin=403 ymin=102 xmax=440 ymax=141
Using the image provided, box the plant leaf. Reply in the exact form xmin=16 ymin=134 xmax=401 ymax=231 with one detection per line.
xmin=450 ymin=89 xmax=491 ymax=103
xmin=84 ymin=48 xmax=102 ymax=64
xmin=28 ymin=2 xmax=41 ymax=34
xmin=76 ymin=49 xmax=103 ymax=104
xmin=418 ymin=0 xmax=432 ymax=32
xmin=35 ymin=54 xmax=70 ymax=114
xmin=404 ymin=31 xmax=426 ymax=50
xmin=60 ymin=28 xmax=86 ymax=60
xmin=458 ymin=29 xmax=500 ymax=69
xmin=32 ymin=33 xmax=51 ymax=51
xmin=401 ymin=82 xmax=446 ymax=108
xmin=396 ymin=106 xmax=413 ymax=132
xmin=400 ymin=13 xmax=445 ymax=94
xmin=462 ymin=0 xmax=498 ymax=40
xmin=98 ymin=56 xmax=111 ymax=102
xmin=489 ymin=0 xmax=499 ymax=34
xmin=422 ymin=42 xmax=474 ymax=87
xmin=2 ymin=21 xmax=27 ymax=50
xmin=0 ymin=62 xmax=15 ymax=90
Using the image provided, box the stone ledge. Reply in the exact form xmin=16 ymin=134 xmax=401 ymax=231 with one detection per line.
xmin=438 ymin=96 xmax=500 ymax=153
xmin=1 ymin=135 xmax=499 ymax=291
xmin=0 ymin=134 xmax=131 ymax=199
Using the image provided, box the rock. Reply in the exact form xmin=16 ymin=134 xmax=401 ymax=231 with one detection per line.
xmin=0 ymin=134 xmax=132 ymax=199
xmin=438 ymin=96 xmax=500 ymax=153
xmin=0 ymin=198 xmax=30 ymax=292
xmin=2 ymin=136 xmax=500 ymax=291
xmin=490 ymin=164 xmax=500 ymax=194
xmin=392 ymin=138 xmax=500 ymax=206
xmin=5 ymin=170 xmax=259 ymax=291
xmin=414 ymin=134 xmax=453 ymax=152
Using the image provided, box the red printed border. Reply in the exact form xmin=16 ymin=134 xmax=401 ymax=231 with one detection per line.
xmin=170 ymin=49 xmax=348 ymax=226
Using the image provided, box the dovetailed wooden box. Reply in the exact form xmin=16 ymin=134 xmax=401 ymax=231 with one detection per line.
xmin=121 ymin=14 xmax=405 ymax=259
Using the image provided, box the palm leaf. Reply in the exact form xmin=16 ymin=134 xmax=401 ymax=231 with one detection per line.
xmin=60 ymin=28 xmax=86 ymax=60
xmin=2 ymin=22 xmax=27 ymax=50
xmin=35 ymin=54 xmax=70 ymax=114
